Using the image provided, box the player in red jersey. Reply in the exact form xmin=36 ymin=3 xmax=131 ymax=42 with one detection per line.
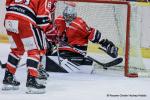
xmin=2 ymin=0 xmax=57 ymax=94
xmin=48 ymin=4 xmax=118 ymax=65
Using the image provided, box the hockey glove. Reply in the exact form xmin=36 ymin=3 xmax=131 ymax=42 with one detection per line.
xmin=99 ymin=39 xmax=118 ymax=58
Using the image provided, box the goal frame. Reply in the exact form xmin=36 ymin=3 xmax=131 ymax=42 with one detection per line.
xmin=57 ymin=0 xmax=138 ymax=77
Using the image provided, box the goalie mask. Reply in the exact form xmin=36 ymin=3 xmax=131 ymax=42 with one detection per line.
xmin=63 ymin=6 xmax=77 ymax=23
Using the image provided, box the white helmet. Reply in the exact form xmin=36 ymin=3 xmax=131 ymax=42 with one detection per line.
xmin=63 ymin=5 xmax=77 ymax=23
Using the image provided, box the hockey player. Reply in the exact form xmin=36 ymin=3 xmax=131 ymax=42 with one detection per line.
xmin=37 ymin=0 xmax=57 ymax=83
xmin=48 ymin=4 xmax=118 ymax=65
xmin=2 ymin=0 xmax=56 ymax=94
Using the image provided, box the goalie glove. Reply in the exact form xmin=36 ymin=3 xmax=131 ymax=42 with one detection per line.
xmin=99 ymin=39 xmax=118 ymax=58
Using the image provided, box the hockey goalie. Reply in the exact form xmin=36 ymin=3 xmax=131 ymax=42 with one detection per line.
xmin=45 ymin=3 xmax=120 ymax=73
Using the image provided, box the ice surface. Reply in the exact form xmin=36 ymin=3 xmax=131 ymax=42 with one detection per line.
xmin=0 ymin=43 xmax=150 ymax=100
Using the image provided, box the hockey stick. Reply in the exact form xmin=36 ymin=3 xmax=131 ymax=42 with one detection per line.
xmin=0 ymin=63 xmax=26 ymax=68
xmin=87 ymin=56 xmax=122 ymax=69
xmin=0 ymin=60 xmax=26 ymax=69
xmin=1 ymin=57 xmax=80 ymax=73
xmin=59 ymin=40 xmax=123 ymax=69
xmin=0 ymin=60 xmax=5 ymax=68
xmin=56 ymin=43 xmax=61 ymax=66
xmin=18 ymin=63 xmax=26 ymax=68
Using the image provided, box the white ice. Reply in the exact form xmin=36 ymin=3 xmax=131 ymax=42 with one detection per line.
xmin=0 ymin=43 xmax=150 ymax=100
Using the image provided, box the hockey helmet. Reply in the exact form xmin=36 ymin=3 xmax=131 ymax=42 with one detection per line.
xmin=63 ymin=5 xmax=77 ymax=23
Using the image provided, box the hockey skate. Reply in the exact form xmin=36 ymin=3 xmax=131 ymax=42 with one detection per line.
xmin=37 ymin=67 xmax=49 ymax=84
xmin=26 ymin=75 xmax=46 ymax=94
xmin=2 ymin=71 xmax=20 ymax=90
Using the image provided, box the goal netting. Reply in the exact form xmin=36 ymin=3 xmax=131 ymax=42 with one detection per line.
xmin=55 ymin=0 xmax=150 ymax=77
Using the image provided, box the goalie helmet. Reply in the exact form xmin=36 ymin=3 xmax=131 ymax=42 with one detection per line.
xmin=63 ymin=5 xmax=77 ymax=23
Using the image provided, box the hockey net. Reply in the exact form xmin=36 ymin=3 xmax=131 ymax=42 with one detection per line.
xmin=55 ymin=0 xmax=150 ymax=77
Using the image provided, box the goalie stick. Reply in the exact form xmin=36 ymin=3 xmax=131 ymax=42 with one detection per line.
xmin=59 ymin=40 xmax=123 ymax=69
xmin=87 ymin=56 xmax=122 ymax=69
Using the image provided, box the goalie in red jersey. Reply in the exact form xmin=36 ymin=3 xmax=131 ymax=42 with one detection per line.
xmin=47 ymin=3 xmax=119 ymax=65
xmin=2 ymin=0 xmax=57 ymax=94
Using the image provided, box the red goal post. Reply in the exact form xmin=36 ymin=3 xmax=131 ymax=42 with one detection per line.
xmin=56 ymin=0 xmax=150 ymax=77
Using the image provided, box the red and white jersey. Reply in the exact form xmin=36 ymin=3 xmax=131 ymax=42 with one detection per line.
xmin=5 ymin=0 xmax=57 ymax=33
xmin=55 ymin=16 xmax=99 ymax=46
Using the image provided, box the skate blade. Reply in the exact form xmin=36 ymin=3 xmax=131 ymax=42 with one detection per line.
xmin=2 ymin=84 xmax=19 ymax=91
xmin=26 ymin=87 xmax=45 ymax=94
xmin=36 ymin=79 xmax=47 ymax=84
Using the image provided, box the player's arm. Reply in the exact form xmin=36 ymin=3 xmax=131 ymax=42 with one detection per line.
xmin=37 ymin=0 xmax=57 ymax=33
xmin=87 ymin=26 xmax=118 ymax=58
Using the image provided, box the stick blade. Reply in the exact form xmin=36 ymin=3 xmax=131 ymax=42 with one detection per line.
xmin=104 ymin=57 xmax=123 ymax=68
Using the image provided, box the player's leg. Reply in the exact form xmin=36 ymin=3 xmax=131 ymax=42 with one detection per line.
xmin=26 ymin=49 xmax=45 ymax=94
xmin=24 ymin=24 xmax=46 ymax=94
xmin=34 ymin=30 xmax=49 ymax=84
xmin=2 ymin=33 xmax=24 ymax=91
xmin=36 ymin=49 xmax=49 ymax=84
xmin=37 ymin=31 xmax=52 ymax=84
xmin=37 ymin=54 xmax=49 ymax=84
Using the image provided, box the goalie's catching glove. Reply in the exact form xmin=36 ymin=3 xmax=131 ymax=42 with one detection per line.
xmin=99 ymin=39 xmax=118 ymax=58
